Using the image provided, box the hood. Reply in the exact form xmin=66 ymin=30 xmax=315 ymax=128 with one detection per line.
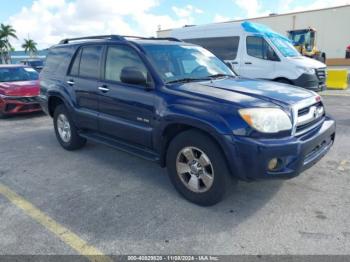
xmin=287 ymin=56 xmax=326 ymax=68
xmin=0 ymin=80 xmax=40 ymax=97
xmin=172 ymin=77 xmax=316 ymax=107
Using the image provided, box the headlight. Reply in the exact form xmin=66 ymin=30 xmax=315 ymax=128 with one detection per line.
xmin=296 ymin=66 xmax=315 ymax=75
xmin=239 ymin=108 xmax=292 ymax=133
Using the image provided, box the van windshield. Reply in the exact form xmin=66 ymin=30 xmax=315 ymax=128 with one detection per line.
xmin=142 ymin=44 xmax=235 ymax=83
xmin=270 ymin=37 xmax=301 ymax=57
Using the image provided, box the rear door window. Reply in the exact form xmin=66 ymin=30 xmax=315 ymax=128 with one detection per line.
xmin=78 ymin=46 xmax=103 ymax=79
xmin=183 ymin=36 xmax=240 ymax=60
xmin=69 ymin=48 xmax=82 ymax=76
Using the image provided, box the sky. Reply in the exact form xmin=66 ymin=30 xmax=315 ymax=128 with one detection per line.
xmin=1 ymin=0 xmax=350 ymax=49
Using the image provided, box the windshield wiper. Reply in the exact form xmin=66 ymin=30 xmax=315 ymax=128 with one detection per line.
xmin=166 ymin=77 xmax=211 ymax=84
xmin=208 ymin=73 xmax=235 ymax=79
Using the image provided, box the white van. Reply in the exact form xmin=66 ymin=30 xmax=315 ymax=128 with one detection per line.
xmin=170 ymin=21 xmax=327 ymax=91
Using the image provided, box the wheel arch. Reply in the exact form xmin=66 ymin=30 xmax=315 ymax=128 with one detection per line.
xmin=47 ymin=92 xmax=73 ymax=117
xmin=273 ymin=77 xmax=293 ymax=85
xmin=158 ymin=119 xmax=234 ymax=178
xmin=48 ymin=95 xmax=65 ymax=117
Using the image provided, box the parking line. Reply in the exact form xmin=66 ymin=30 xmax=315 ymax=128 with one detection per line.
xmin=320 ymin=93 xmax=350 ymax=97
xmin=338 ymin=160 xmax=349 ymax=171
xmin=0 ymin=183 xmax=113 ymax=262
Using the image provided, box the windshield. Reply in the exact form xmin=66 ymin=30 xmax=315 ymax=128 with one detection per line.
xmin=29 ymin=61 xmax=44 ymax=67
xmin=0 ymin=67 xmax=39 ymax=82
xmin=289 ymin=31 xmax=315 ymax=52
xmin=142 ymin=44 xmax=235 ymax=83
xmin=270 ymin=37 xmax=301 ymax=57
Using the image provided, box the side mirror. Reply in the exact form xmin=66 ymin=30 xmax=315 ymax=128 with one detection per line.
xmin=120 ymin=67 xmax=147 ymax=86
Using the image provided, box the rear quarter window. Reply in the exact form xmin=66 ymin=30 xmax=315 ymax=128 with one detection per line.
xmin=42 ymin=46 xmax=76 ymax=76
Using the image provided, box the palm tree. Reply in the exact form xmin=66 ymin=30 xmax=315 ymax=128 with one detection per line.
xmin=22 ymin=39 xmax=38 ymax=58
xmin=0 ymin=24 xmax=17 ymax=64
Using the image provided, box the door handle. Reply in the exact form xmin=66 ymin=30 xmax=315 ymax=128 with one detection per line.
xmin=98 ymin=86 xmax=110 ymax=92
xmin=231 ymin=61 xmax=238 ymax=64
xmin=66 ymin=80 xmax=75 ymax=86
xmin=245 ymin=62 xmax=252 ymax=65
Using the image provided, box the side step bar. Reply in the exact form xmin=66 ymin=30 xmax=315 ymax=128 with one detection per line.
xmin=79 ymin=132 xmax=160 ymax=162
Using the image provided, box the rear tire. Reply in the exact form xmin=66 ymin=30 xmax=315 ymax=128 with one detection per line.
xmin=166 ymin=130 xmax=232 ymax=206
xmin=53 ymin=104 xmax=86 ymax=150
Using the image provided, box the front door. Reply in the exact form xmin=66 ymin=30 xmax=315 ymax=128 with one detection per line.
xmin=98 ymin=44 xmax=155 ymax=148
xmin=238 ymin=35 xmax=279 ymax=79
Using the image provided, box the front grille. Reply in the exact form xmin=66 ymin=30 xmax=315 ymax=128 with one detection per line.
xmin=296 ymin=117 xmax=324 ymax=134
xmin=298 ymin=102 xmax=322 ymax=117
xmin=9 ymin=96 xmax=39 ymax=103
xmin=21 ymin=104 xmax=41 ymax=111
xmin=295 ymin=101 xmax=325 ymax=136
xmin=316 ymin=68 xmax=326 ymax=84
xmin=5 ymin=104 xmax=17 ymax=112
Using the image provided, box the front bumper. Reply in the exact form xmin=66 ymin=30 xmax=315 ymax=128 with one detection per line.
xmin=223 ymin=116 xmax=336 ymax=180
xmin=292 ymin=72 xmax=326 ymax=92
xmin=0 ymin=95 xmax=42 ymax=115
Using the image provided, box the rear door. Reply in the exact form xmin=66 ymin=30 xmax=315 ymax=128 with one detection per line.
xmin=66 ymin=45 xmax=103 ymax=130
xmin=238 ymin=35 xmax=279 ymax=79
xmin=97 ymin=44 xmax=155 ymax=148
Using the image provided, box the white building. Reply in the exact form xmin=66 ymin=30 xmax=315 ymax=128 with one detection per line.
xmin=157 ymin=5 xmax=350 ymax=65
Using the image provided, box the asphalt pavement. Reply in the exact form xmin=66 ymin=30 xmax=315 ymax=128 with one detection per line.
xmin=0 ymin=95 xmax=349 ymax=256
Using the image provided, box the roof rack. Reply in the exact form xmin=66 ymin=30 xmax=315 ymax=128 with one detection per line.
xmin=123 ymin=36 xmax=183 ymax=42
xmin=59 ymin=35 xmax=182 ymax=44
xmin=59 ymin=35 xmax=124 ymax=44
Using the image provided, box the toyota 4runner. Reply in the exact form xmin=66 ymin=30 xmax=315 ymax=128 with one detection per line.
xmin=39 ymin=35 xmax=336 ymax=206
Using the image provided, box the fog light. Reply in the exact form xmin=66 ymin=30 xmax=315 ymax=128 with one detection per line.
xmin=268 ymin=158 xmax=279 ymax=171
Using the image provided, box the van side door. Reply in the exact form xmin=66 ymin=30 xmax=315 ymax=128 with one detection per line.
xmin=66 ymin=45 xmax=103 ymax=130
xmin=239 ymin=35 xmax=280 ymax=79
xmin=97 ymin=44 xmax=155 ymax=148
xmin=183 ymin=36 xmax=240 ymax=73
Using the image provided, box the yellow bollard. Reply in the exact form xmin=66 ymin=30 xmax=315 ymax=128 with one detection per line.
xmin=326 ymin=69 xmax=348 ymax=90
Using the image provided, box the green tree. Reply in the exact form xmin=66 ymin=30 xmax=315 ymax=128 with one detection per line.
xmin=0 ymin=24 xmax=17 ymax=64
xmin=22 ymin=39 xmax=38 ymax=58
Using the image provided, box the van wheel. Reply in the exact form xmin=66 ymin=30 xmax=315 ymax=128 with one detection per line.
xmin=53 ymin=104 xmax=86 ymax=150
xmin=166 ymin=130 xmax=231 ymax=206
xmin=276 ymin=78 xmax=292 ymax=85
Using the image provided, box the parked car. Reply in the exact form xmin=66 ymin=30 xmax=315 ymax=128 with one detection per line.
xmin=346 ymin=45 xmax=350 ymax=59
xmin=170 ymin=22 xmax=327 ymax=92
xmin=21 ymin=58 xmax=44 ymax=72
xmin=0 ymin=65 xmax=41 ymax=117
xmin=39 ymin=35 xmax=336 ymax=206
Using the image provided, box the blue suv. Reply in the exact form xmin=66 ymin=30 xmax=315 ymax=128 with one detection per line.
xmin=39 ymin=35 xmax=336 ymax=206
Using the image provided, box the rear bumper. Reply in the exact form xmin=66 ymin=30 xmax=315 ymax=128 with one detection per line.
xmin=223 ymin=116 xmax=336 ymax=180
xmin=0 ymin=95 xmax=41 ymax=115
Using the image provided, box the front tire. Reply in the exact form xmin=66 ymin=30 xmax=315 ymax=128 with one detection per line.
xmin=0 ymin=113 xmax=8 ymax=119
xmin=53 ymin=104 xmax=86 ymax=150
xmin=166 ymin=130 xmax=232 ymax=206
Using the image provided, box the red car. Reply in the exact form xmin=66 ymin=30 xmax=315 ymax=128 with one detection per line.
xmin=0 ymin=65 xmax=41 ymax=117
